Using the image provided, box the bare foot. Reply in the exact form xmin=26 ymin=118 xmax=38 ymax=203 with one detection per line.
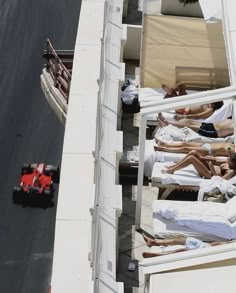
xmin=158 ymin=112 xmax=165 ymax=121
xmin=162 ymin=84 xmax=178 ymax=98
xmin=174 ymin=114 xmax=184 ymax=121
xmin=174 ymin=81 xmax=187 ymax=95
xmin=159 ymin=119 xmax=168 ymax=128
xmin=142 ymin=233 xmax=155 ymax=247
xmin=162 ymin=84 xmax=171 ymax=93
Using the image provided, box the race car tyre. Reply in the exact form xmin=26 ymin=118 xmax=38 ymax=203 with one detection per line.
xmin=12 ymin=186 xmax=22 ymax=204
xmin=21 ymin=164 xmax=33 ymax=175
xmin=44 ymin=189 xmax=54 ymax=198
xmin=44 ymin=165 xmax=60 ymax=183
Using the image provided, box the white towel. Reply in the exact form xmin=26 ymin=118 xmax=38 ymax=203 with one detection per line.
xmin=177 ymin=217 xmax=233 ymax=240
xmin=198 ymin=176 xmax=236 ymax=201
xmin=121 ymin=84 xmax=138 ymax=104
xmin=158 ymin=207 xmax=177 ymax=220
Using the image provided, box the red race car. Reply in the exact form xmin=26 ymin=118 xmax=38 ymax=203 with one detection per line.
xmin=13 ymin=163 xmax=60 ymax=206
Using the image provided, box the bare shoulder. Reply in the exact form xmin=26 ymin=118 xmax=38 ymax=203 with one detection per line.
xmin=202 ymin=104 xmax=212 ymax=109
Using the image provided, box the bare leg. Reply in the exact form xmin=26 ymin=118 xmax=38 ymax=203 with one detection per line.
xmin=155 ymin=138 xmax=204 ymax=149
xmin=154 ymin=145 xmax=209 ymax=156
xmin=155 ymin=138 xmax=204 ymax=148
xmin=155 ymin=138 xmax=183 ymax=147
xmin=151 ymin=118 xmax=169 ymax=138
xmin=165 ymin=155 xmax=212 ymax=178
xmin=164 ymin=149 xmax=203 ymax=163
xmin=210 ymin=239 xmax=236 ymax=246
xmin=143 ymin=248 xmax=188 ymax=258
xmin=142 ymin=234 xmax=186 ymax=247
xmin=158 ymin=113 xmax=201 ymax=132
xmin=164 ymin=150 xmax=208 ymax=169
xmin=158 ymin=113 xmax=184 ymax=128
xmin=175 ymin=82 xmax=187 ymax=96
xmin=157 ymin=117 xmax=168 ymax=128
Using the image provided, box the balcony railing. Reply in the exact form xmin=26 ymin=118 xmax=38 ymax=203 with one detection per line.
xmin=43 ymin=39 xmax=74 ymax=103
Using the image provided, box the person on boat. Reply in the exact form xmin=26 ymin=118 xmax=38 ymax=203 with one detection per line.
xmin=158 ymin=112 xmax=233 ymax=138
xmin=142 ymin=234 xmax=236 ymax=258
xmin=154 ymin=138 xmax=234 ymax=157
xmin=163 ymin=150 xmax=236 ymax=180
xmin=162 ymin=82 xmax=224 ymax=120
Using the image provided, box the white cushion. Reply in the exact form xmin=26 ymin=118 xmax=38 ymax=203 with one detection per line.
xmin=226 ymin=196 xmax=236 ymax=223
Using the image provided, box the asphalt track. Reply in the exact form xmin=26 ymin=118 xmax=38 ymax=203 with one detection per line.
xmin=0 ymin=1 xmax=81 ymax=292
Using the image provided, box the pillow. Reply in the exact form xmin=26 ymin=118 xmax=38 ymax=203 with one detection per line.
xmin=226 ymin=196 xmax=236 ymax=223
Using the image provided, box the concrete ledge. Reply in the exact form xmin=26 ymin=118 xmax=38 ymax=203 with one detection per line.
xmin=40 ymin=69 xmax=67 ymax=125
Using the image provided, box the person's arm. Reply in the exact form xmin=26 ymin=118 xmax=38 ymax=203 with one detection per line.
xmin=175 ymin=108 xmax=213 ymax=120
xmin=202 ymin=157 xmax=227 ymax=165
xmin=202 ymin=156 xmax=217 ymax=162
xmin=189 ymin=151 xmax=217 ymax=167
xmin=222 ymin=169 xmax=236 ymax=180
xmin=214 ymin=158 xmax=227 ymax=165
xmin=208 ymin=161 xmax=218 ymax=176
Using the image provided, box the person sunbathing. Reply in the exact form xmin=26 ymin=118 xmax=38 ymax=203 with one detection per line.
xmin=154 ymin=138 xmax=234 ymax=157
xmin=162 ymin=83 xmax=224 ymax=120
xmin=163 ymin=150 xmax=236 ymax=180
xmin=142 ymin=233 xmax=236 ymax=258
xmin=158 ymin=112 xmax=233 ymax=138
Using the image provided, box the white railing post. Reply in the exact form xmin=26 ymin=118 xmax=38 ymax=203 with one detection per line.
xmin=135 ymin=113 xmax=147 ymax=229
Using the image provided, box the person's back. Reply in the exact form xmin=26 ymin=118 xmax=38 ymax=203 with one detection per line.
xmin=214 ymin=119 xmax=233 ymax=137
xmin=189 ymin=104 xmax=211 ymax=114
xmin=175 ymin=101 xmax=224 ymax=119
xmin=211 ymin=142 xmax=234 ymax=156
xmin=164 ymin=82 xmax=224 ymax=120
xmin=176 ymin=103 xmax=211 ymax=115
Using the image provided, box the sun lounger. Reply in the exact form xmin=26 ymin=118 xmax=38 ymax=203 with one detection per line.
xmin=151 ymin=162 xmax=236 ymax=200
xmin=146 ymin=94 xmax=232 ymax=125
xmin=125 ymin=140 xmax=187 ymax=178
xmin=153 ymin=124 xmax=234 ymax=143
xmin=126 ymin=140 xmax=230 ymax=178
xmin=152 ymin=199 xmax=236 ymax=241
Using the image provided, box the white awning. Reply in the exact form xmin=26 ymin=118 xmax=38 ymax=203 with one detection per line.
xmin=149 ymin=264 xmax=236 ymax=293
xmin=199 ymin=0 xmax=222 ymax=21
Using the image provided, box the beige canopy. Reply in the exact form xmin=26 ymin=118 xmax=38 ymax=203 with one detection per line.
xmin=140 ymin=15 xmax=230 ymax=90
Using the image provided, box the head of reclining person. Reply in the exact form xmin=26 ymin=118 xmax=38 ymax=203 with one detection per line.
xmin=228 ymin=153 xmax=236 ymax=170
xmin=211 ymin=101 xmax=224 ymax=110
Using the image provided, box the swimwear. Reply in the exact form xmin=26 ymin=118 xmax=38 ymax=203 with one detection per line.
xmin=185 ymin=237 xmax=211 ymax=250
xmin=176 ymin=107 xmax=190 ymax=115
xmin=202 ymin=143 xmax=213 ymax=155
xmin=198 ymin=122 xmax=218 ymax=138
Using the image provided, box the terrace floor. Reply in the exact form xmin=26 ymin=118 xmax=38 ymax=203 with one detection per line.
xmin=116 ymin=68 xmax=198 ymax=292
xmin=117 ymin=2 xmax=159 ymax=291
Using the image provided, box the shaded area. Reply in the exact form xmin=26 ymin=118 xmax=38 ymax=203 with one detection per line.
xmin=122 ymin=0 xmax=142 ymax=25
xmin=167 ymin=189 xmax=198 ymax=201
xmin=117 ymin=185 xmax=139 ymax=292
xmin=0 ymin=1 xmax=81 ymax=292
xmin=118 ymin=81 xmax=140 ymax=290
